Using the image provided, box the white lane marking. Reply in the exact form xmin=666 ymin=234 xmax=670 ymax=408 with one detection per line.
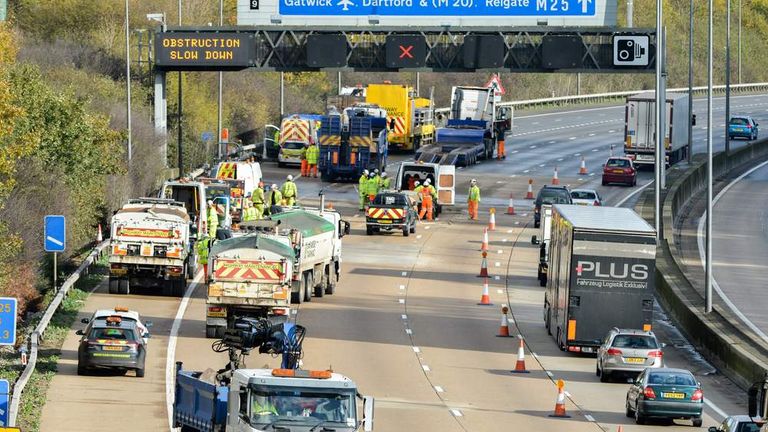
xmin=502 ymin=238 xmax=508 ymax=242
xmin=592 ymin=148 xmax=599 ymax=152
xmin=523 ymin=170 xmax=530 ymax=173
xmin=399 ymin=298 xmax=405 ymax=304
xmin=413 ymin=347 xmax=421 ymax=353
xmin=434 ymin=386 xmax=445 ymax=393
xmin=588 ymin=173 xmax=595 ymax=177
xmin=402 ymin=314 xmax=408 ymax=320
xmin=497 ymin=289 xmax=504 ymax=294
xmin=569 ymin=137 xmax=576 ymax=140
xmin=425 ymin=226 xmax=430 ymax=230
xmin=495 ymin=276 xmax=501 ymax=281
xmin=405 ymin=328 xmax=413 ymax=335
xmin=549 ymin=141 xmax=556 ymax=144
xmin=400 ymin=284 xmax=406 ymax=290
xmin=557 ymin=158 xmax=564 ymax=162
xmin=615 ymin=180 xmax=655 ymax=207
xmin=416 ymin=234 xmax=422 ymax=239
xmin=450 ymin=409 xmax=463 ymax=417
xmin=497 ymin=249 xmax=503 ymax=254
xmin=589 ymin=133 xmax=596 ymax=137
xmin=422 ymin=364 xmax=430 ymax=371
xmin=494 ymin=262 xmax=501 ymax=267
xmin=516 ymin=105 xmax=621 ymax=119
xmin=539 ymin=163 xmax=546 ymax=167
xmin=574 ymin=153 xmax=581 ymax=157
xmin=515 ymin=221 xmax=520 ymax=224
xmin=585 ymin=415 xmax=596 ymax=422
xmin=402 ymin=271 xmax=408 ymax=276
xmin=166 ymin=273 xmax=202 ymax=430
xmin=696 ymin=158 xmax=768 ymax=345
xmin=507 ymin=229 xmax=513 ymax=233
xmin=609 ymin=130 xmax=616 ymax=133
xmin=511 ymin=150 xmax=519 ymax=154
xmin=529 ymin=145 xmax=537 ymax=149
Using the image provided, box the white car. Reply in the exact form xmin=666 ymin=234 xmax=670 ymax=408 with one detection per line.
xmin=82 ymin=306 xmax=152 ymax=343
xmin=570 ymin=189 xmax=602 ymax=206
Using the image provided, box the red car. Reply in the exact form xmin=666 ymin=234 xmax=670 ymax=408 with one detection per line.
xmin=602 ymin=157 xmax=637 ymax=186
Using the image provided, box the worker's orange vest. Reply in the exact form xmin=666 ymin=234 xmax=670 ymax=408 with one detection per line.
xmin=420 ymin=187 xmax=432 ymax=201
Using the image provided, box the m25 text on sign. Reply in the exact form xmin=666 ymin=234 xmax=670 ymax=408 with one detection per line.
xmin=154 ymin=33 xmax=255 ymax=70
xmin=0 ymin=298 xmax=16 ymax=346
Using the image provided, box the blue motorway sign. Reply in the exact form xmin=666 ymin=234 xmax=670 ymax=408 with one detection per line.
xmin=44 ymin=215 xmax=66 ymax=253
xmin=0 ymin=298 xmax=16 ymax=346
xmin=280 ymin=0 xmax=595 ymax=16
xmin=202 ymin=131 xmax=214 ymax=142
xmin=0 ymin=379 xmax=8 ymax=427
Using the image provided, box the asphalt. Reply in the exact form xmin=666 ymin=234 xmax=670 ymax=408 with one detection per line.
xmin=37 ymin=93 xmax=768 ymax=431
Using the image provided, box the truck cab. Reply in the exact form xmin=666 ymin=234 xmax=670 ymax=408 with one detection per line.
xmin=160 ymin=180 xmax=208 ymax=242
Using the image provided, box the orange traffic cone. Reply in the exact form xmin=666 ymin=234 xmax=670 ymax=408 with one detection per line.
xmin=549 ymin=380 xmax=571 ymax=418
xmin=617 ymin=427 xmax=623 ymax=432
xmin=506 ymin=193 xmax=516 ymax=215
xmin=478 ymin=251 xmax=489 ymax=277
xmin=497 ymin=306 xmax=511 ymax=337
xmin=478 ymin=278 xmax=492 ymax=306
xmin=511 ymin=336 xmax=530 ymax=372
xmin=481 ymin=228 xmax=489 ymax=252
xmin=526 ymin=179 xmax=535 ymax=199
xmin=552 ymin=166 xmax=560 ymax=185
xmin=488 ymin=208 xmax=496 ymax=231
xmin=97 ymin=224 xmax=103 ymax=242
xmin=578 ymin=157 xmax=588 ymax=175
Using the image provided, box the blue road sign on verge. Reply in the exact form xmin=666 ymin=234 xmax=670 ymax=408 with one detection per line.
xmin=0 ymin=379 xmax=8 ymax=427
xmin=0 ymin=298 xmax=16 ymax=347
xmin=280 ymin=0 xmax=595 ymax=16
xmin=44 ymin=215 xmax=66 ymax=253
xmin=202 ymin=131 xmax=214 ymax=141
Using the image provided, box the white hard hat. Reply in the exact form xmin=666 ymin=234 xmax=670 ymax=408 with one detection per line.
xmin=381 ymin=173 xmax=388 ymax=178
xmin=424 ymin=178 xmax=431 ymax=185
xmin=470 ymin=178 xmax=477 ymax=184
xmin=287 ymin=174 xmax=294 ymax=181
xmin=374 ymin=169 xmax=379 ymax=174
xmin=363 ymin=169 xmax=369 ymax=175
xmin=414 ymin=181 xmax=420 ymax=186
xmin=271 ymin=184 xmax=278 ymax=190
xmin=207 ymin=200 xmax=214 ymax=205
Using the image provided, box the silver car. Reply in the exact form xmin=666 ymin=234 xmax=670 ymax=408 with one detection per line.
xmin=596 ymin=328 xmax=665 ymax=382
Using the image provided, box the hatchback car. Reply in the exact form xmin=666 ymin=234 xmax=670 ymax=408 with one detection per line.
xmin=534 ymin=186 xmax=572 ymax=228
xmin=77 ymin=315 xmax=148 ymax=377
xmin=625 ymin=367 xmax=704 ymax=427
xmin=602 ymin=157 xmax=637 ymax=186
xmin=728 ymin=116 xmax=759 ymax=140
xmin=570 ymin=189 xmax=603 ymax=206
xmin=710 ymin=415 xmax=761 ymax=432
xmin=597 ymin=328 xmax=664 ymax=382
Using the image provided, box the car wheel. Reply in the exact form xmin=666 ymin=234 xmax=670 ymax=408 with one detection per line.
xmin=595 ymin=363 xmax=601 ymax=377
xmin=117 ymin=278 xmax=130 ymax=295
xmin=635 ymin=406 xmax=646 ymax=425
xmin=692 ymin=417 xmax=703 ymax=427
xmin=403 ymin=226 xmax=409 ymax=237
xmin=633 ymin=178 xmax=637 ymax=187
xmin=77 ymin=365 xmax=87 ymax=376
xmin=136 ymin=366 xmax=145 ymax=378
xmin=602 ymin=179 xmax=607 ymax=186
xmin=600 ymin=369 xmax=610 ymax=383
xmin=625 ymin=399 xmax=634 ymax=418
xmin=108 ymin=278 xmax=119 ymax=294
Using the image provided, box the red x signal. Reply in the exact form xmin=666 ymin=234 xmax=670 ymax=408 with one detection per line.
xmin=399 ymin=45 xmax=414 ymax=59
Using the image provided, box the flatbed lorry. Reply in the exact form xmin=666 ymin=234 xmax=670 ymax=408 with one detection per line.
xmin=318 ymin=109 xmax=388 ymax=182
xmin=108 ymin=198 xmax=191 ymax=297
xmin=544 ymin=205 xmax=656 ymax=353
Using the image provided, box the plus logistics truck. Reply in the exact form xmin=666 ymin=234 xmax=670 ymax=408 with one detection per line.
xmin=205 ymin=207 xmax=349 ymax=338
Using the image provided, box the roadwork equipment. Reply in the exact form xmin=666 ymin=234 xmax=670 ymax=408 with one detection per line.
xmin=481 ymin=228 xmax=489 ymax=252
xmin=549 ymin=380 xmax=571 ymax=418
xmin=497 ymin=306 xmax=511 ymax=337
xmin=579 ymin=157 xmax=588 ymax=175
xmin=478 ymin=277 xmax=492 ymax=306
xmin=552 ymin=166 xmax=560 ymax=185
xmin=506 ymin=193 xmax=516 ymax=215
xmin=526 ymin=179 xmax=535 ymax=199
xmin=478 ymin=251 xmax=489 ymax=277
xmin=511 ymin=336 xmax=530 ymax=372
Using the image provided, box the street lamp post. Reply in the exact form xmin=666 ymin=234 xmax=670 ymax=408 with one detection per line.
xmin=687 ymin=0 xmax=694 ymax=164
xmin=705 ymin=0 xmax=714 ymax=314
xmin=125 ymin=0 xmax=132 ymax=162
xmin=654 ymin=0 xmax=665 ymax=242
xmin=725 ymin=0 xmax=731 ymax=157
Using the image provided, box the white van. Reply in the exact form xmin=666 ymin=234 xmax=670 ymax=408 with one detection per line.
xmin=394 ymin=162 xmax=456 ymax=210
xmin=212 ymin=161 xmax=263 ymax=197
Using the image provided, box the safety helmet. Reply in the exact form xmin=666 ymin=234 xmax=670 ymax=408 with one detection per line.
xmin=207 ymin=200 xmax=214 ymax=205
xmin=369 ymin=172 xmax=376 ymax=178
xmin=363 ymin=169 xmax=369 ymax=175
xmin=470 ymin=179 xmax=477 ymax=184
xmin=424 ymin=179 xmax=431 ymax=185
xmin=271 ymin=184 xmax=278 ymax=190
xmin=381 ymin=172 xmax=388 ymax=178
xmin=374 ymin=169 xmax=379 ymax=174
xmin=287 ymin=174 xmax=294 ymax=181
xmin=414 ymin=181 xmax=420 ymax=186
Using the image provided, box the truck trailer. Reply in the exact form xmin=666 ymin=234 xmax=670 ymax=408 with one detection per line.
xmin=318 ymin=111 xmax=388 ymax=182
xmin=544 ymin=205 xmax=657 ymax=353
xmin=624 ymin=91 xmax=691 ymax=166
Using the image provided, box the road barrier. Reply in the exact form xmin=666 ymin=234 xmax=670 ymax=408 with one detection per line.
xmin=8 ymin=240 xmax=109 ymax=426
xmin=654 ymin=137 xmax=768 ymax=390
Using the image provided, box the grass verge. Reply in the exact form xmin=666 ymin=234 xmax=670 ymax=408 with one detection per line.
xmin=0 ymin=257 xmax=106 ymax=432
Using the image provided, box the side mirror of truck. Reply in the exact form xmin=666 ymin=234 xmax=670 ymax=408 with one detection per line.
xmin=531 ymin=235 xmax=539 ymax=245
xmin=363 ymin=396 xmax=375 ymax=432
xmin=340 ymin=221 xmax=351 ymax=237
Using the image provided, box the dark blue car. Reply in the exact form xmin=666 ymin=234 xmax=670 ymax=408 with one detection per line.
xmin=728 ymin=116 xmax=759 ymax=140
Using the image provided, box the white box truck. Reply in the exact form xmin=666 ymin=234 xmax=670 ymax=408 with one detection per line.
xmin=544 ymin=205 xmax=657 ymax=354
xmin=624 ymin=91 xmax=691 ymax=166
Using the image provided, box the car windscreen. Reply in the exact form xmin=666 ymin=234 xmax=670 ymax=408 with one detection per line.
xmin=738 ymin=423 xmax=761 ymax=432
xmin=90 ymin=327 xmax=137 ymax=341
xmin=282 ymin=141 xmax=305 ymax=150
xmin=373 ymin=194 xmax=407 ymax=206
xmin=606 ymin=159 xmax=630 ymax=168
xmin=647 ymin=372 xmax=696 ymax=386
xmin=730 ymin=117 xmax=749 ymax=125
xmin=538 ymin=190 xmax=571 ymax=205
xmin=611 ymin=334 xmax=658 ymax=349
xmin=246 ymin=386 xmax=355 ymax=428
xmin=571 ymin=191 xmax=596 ymax=200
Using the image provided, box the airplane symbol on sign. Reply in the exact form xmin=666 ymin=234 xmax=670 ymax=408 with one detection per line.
xmin=399 ymin=45 xmax=414 ymax=59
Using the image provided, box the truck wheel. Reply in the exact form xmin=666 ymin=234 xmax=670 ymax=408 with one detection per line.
xmin=366 ymin=226 xmax=373 ymax=235
xmin=108 ymin=278 xmax=119 ymax=294
xmin=325 ymin=268 xmax=336 ymax=295
xmin=186 ymin=255 xmax=197 ymax=279
xmin=117 ymin=278 xmax=130 ymax=295
xmin=172 ymin=279 xmax=186 ymax=297
xmin=303 ymin=276 xmax=312 ymax=302
xmin=291 ymin=285 xmax=303 ymax=304
xmin=546 ymin=309 xmax=552 ymax=335
xmin=315 ymin=268 xmax=326 ymax=298
xmin=205 ymin=325 xmax=217 ymax=339
xmin=539 ymin=274 xmax=547 ymax=287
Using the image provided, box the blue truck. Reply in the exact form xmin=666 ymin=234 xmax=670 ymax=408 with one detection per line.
xmin=318 ymin=106 xmax=388 ymax=182
xmin=173 ymin=318 xmax=374 ymax=432
xmin=415 ymin=120 xmax=492 ymax=167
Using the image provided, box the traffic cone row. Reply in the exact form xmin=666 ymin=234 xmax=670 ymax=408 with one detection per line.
xmin=497 ymin=306 xmax=511 ymax=337
xmin=578 ymin=157 xmax=588 ymax=175
xmin=488 ymin=208 xmax=496 ymax=231
xmin=478 ymin=251 xmax=489 ymax=277
xmin=526 ymin=179 xmax=535 ymax=199
xmin=506 ymin=193 xmax=516 ymax=215
xmin=478 ymin=278 xmax=492 ymax=306
xmin=511 ymin=336 xmax=529 ymax=373
xmin=552 ymin=166 xmax=560 ymax=185
xmin=549 ymin=380 xmax=571 ymax=418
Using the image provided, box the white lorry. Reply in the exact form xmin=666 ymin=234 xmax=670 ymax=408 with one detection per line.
xmin=108 ymin=198 xmax=191 ymax=297
xmin=624 ymin=91 xmax=692 ymax=166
